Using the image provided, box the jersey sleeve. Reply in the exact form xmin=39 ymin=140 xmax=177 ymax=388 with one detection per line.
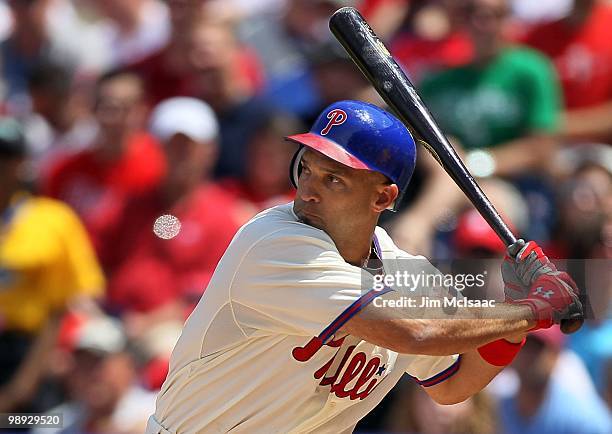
xmin=405 ymin=354 xmax=462 ymax=387
xmin=230 ymin=226 xmax=389 ymax=339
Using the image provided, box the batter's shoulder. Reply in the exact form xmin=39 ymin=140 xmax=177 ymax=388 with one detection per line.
xmin=374 ymin=226 xmax=426 ymax=260
xmin=230 ymin=202 xmax=336 ymax=253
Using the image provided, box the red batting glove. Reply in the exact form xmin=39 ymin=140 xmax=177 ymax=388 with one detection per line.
xmin=515 ymin=272 xmax=582 ymax=331
xmin=502 ymin=240 xmax=558 ymax=302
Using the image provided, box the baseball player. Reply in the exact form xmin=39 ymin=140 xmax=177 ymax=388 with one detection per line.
xmin=146 ymin=100 xmax=582 ymax=433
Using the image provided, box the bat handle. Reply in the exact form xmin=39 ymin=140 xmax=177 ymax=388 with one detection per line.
xmin=561 ymin=316 xmax=584 ymax=334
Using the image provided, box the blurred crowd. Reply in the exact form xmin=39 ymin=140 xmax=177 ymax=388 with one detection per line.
xmin=0 ymin=0 xmax=610 ymax=433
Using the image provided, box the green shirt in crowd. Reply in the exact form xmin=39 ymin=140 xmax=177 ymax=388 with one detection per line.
xmin=419 ymin=46 xmax=561 ymax=150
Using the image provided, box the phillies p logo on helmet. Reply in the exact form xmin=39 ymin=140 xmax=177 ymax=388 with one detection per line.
xmin=320 ymin=109 xmax=347 ymax=135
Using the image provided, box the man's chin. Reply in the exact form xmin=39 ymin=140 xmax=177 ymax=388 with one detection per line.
xmin=295 ymin=209 xmax=325 ymax=231
xmin=302 ymin=216 xmax=325 ymax=231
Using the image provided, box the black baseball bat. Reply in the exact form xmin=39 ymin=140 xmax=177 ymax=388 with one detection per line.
xmin=329 ymin=6 xmax=583 ymax=334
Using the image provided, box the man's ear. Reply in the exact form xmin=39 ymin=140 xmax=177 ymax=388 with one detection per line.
xmin=373 ymin=184 xmax=399 ymax=212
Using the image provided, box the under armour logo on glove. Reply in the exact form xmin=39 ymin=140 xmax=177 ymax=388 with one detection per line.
xmin=516 ymin=273 xmax=582 ymax=331
xmin=533 ymin=287 xmax=554 ymax=299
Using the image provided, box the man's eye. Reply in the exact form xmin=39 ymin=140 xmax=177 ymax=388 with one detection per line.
xmin=301 ymin=165 xmax=311 ymax=175
xmin=328 ymin=175 xmax=341 ymax=184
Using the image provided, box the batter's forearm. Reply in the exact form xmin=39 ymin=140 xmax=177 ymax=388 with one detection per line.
xmin=343 ymin=292 xmax=535 ymax=356
xmin=424 ymin=349 xmax=504 ymax=405
xmin=393 ymin=310 xmax=532 ymax=356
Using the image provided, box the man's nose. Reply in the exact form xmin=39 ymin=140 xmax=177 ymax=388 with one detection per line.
xmin=298 ymin=177 xmax=321 ymax=203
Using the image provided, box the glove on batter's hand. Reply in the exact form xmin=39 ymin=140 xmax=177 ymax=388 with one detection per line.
xmin=501 ymin=239 xmax=582 ymax=330
xmin=515 ymin=273 xmax=582 ymax=330
xmin=502 ymin=239 xmax=558 ymax=301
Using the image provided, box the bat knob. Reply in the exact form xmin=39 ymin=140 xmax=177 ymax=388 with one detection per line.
xmin=560 ymin=315 xmax=584 ymax=335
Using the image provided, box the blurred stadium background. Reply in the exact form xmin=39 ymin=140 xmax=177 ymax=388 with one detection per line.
xmin=0 ymin=0 xmax=610 ymax=432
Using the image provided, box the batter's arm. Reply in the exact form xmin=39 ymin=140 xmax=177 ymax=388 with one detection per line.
xmin=422 ymin=348 xmax=508 ymax=405
xmin=340 ymin=291 xmax=535 ymax=356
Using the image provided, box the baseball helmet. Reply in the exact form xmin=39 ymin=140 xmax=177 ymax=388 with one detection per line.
xmin=286 ymin=100 xmax=416 ymax=211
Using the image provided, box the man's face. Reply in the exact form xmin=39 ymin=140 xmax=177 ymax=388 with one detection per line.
xmin=164 ymin=133 xmax=217 ymax=186
xmin=293 ymin=149 xmax=396 ymax=240
xmin=463 ymin=0 xmax=509 ymax=43
xmin=188 ymin=23 xmax=237 ymax=101
xmin=94 ymin=74 xmax=145 ymax=137
xmin=68 ymin=350 xmax=134 ymax=413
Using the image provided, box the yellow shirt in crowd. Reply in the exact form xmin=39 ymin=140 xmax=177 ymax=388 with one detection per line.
xmin=0 ymin=193 xmax=104 ymax=334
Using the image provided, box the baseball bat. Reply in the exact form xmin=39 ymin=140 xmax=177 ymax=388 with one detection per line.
xmin=329 ymin=6 xmax=583 ymax=334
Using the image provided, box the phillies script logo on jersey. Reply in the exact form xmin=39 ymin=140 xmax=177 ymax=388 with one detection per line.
xmin=320 ymin=109 xmax=347 ymax=135
xmin=292 ymin=336 xmax=386 ymax=400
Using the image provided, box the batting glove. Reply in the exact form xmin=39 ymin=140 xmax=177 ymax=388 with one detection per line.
xmin=502 ymin=239 xmax=558 ymax=301
xmin=515 ymin=273 xmax=582 ymax=330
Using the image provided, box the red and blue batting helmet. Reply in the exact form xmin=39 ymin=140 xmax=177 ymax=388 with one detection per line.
xmin=287 ymin=100 xmax=417 ymax=211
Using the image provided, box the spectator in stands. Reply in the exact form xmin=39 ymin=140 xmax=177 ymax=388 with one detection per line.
xmin=0 ymin=117 xmax=104 ymax=412
xmin=306 ymin=41 xmax=374 ymax=123
xmin=244 ymin=0 xmax=355 ymax=117
xmin=419 ymin=0 xmax=561 ymax=176
xmin=499 ymin=328 xmax=612 ymax=434
xmin=391 ymin=0 xmax=562 ymax=255
xmin=24 ymin=62 xmax=97 ymax=181
xmin=34 ymin=314 xmax=156 ymax=434
xmin=92 ymin=0 xmax=171 ymax=67
xmin=522 ymin=0 xmax=612 ymax=144
xmin=381 ymin=378 xmax=499 ymax=434
xmin=221 ymin=112 xmax=300 ymax=220
xmin=391 ymin=0 xmax=474 ymax=84
xmin=43 ymin=70 xmax=165 ymax=262
xmin=0 ymin=0 xmax=108 ymax=109
xmin=359 ymin=0 xmax=410 ymax=41
xmin=129 ymin=1 xmax=263 ymax=108
xmin=569 ymin=314 xmax=612 ymax=399
xmin=127 ymin=0 xmax=205 ymax=105
xmin=552 ymin=145 xmax=612 ymax=397
xmin=1 ymin=0 xmax=61 ymax=104
xmin=187 ymin=18 xmax=269 ymax=178
xmin=282 ymin=0 xmax=356 ymax=46
xmin=550 ymin=145 xmax=611 ymax=259
xmin=104 ymin=97 xmax=242 ymax=331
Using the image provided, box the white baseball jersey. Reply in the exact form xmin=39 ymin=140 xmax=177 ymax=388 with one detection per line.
xmin=146 ymin=203 xmax=460 ymax=434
